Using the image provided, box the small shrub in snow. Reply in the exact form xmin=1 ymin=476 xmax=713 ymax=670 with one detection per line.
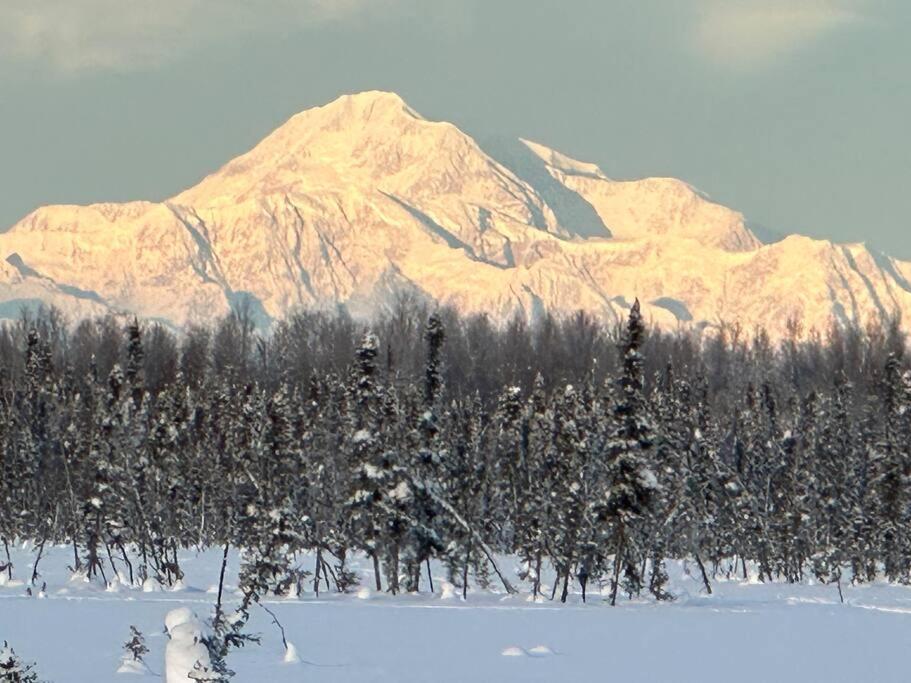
xmin=0 ymin=642 xmax=42 ymax=682
xmin=117 ymin=626 xmax=151 ymax=675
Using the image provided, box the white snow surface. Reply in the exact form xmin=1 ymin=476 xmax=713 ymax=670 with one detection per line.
xmin=1 ymin=544 xmax=911 ymax=681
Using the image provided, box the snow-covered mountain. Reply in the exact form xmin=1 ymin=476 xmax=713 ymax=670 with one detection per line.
xmin=2 ymin=90 xmax=910 ymax=339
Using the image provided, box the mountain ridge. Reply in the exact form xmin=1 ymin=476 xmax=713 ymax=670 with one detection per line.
xmin=2 ymin=89 xmax=909 ymax=340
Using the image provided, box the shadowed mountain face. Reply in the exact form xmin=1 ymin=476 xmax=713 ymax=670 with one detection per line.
xmin=477 ymin=136 xmax=612 ymax=239
xmin=1 ymin=90 xmax=910 ymax=339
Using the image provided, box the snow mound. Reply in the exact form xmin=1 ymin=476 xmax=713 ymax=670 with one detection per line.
xmin=527 ymin=645 xmax=554 ymax=656
xmin=116 ymin=658 xmax=153 ymax=675
xmin=164 ymin=607 xmax=197 ymax=636
xmin=164 ymin=609 xmax=210 ymax=683
xmin=501 ymin=646 xmax=526 ymax=657
xmin=283 ymin=642 xmax=301 ymax=664
xmin=0 ymin=575 xmax=23 ymax=588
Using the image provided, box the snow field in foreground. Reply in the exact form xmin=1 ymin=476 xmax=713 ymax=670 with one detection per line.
xmin=1 ymin=545 xmax=910 ymax=682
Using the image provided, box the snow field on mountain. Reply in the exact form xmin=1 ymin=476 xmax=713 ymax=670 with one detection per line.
xmin=3 ymin=90 xmax=911 ymax=340
xmin=2 ymin=544 xmax=911 ymax=682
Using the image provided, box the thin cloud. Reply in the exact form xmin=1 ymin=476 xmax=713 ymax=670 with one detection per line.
xmin=0 ymin=0 xmax=389 ymax=73
xmin=691 ymin=0 xmax=869 ymax=70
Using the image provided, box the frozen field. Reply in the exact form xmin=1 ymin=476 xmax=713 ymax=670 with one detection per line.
xmin=2 ymin=545 xmax=911 ymax=682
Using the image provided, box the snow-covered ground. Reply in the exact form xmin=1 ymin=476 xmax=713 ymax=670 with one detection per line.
xmin=2 ymin=544 xmax=910 ymax=682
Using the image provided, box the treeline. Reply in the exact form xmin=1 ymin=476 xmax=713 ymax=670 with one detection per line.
xmin=0 ymin=299 xmax=909 ymax=606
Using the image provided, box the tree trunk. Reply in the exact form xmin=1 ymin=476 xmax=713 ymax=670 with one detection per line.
xmin=610 ymin=531 xmax=625 ymax=607
xmin=313 ymin=547 xmax=322 ymax=597
xmin=321 ymin=557 xmax=334 ymax=592
xmin=116 ymin=541 xmax=134 ymax=586
xmin=171 ymin=541 xmax=183 ymax=582
xmin=372 ymin=553 xmax=382 ymax=592
xmin=3 ymin=538 xmax=13 ymax=580
xmin=462 ymin=541 xmax=471 ymax=600
xmin=216 ymin=543 xmax=229 ymax=619
xmin=694 ymin=553 xmax=713 ymax=595
xmin=104 ymin=541 xmax=119 ymax=580
xmin=391 ymin=546 xmax=400 ymax=595
xmin=31 ymin=539 xmax=45 ymax=586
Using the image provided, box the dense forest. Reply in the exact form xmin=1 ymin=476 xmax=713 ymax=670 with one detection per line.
xmin=1 ymin=297 xmax=909 ymax=618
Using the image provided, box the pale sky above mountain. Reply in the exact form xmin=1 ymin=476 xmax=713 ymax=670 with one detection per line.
xmin=0 ymin=0 xmax=907 ymax=256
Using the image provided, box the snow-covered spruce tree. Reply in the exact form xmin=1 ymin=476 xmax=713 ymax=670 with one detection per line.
xmin=1 ymin=383 xmax=32 ymax=581
xmin=375 ymin=383 xmax=415 ymax=595
xmin=195 ymin=395 xmax=271 ymax=681
xmin=401 ymin=315 xmax=447 ymax=592
xmin=515 ymin=374 xmax=551 ymax=599
xmin=0 ymin=641 xmax=41 ymax=682
xmin=0 ymin=384 xmax=17 ymax=582
xmin=439 ymin=391 xmax=490 ymax=597
xmin=306 ymin=372 xmax=358 ymax=594
xmin=58 ymin=359 xmax=104 ymax=577
xmin=263 ymin=383 xmax=308 ymax=593
xmin=124 ymin=318 xmax=145 ymax=409
xmin=138 ymin=384 xmax=190 ymax=587
xmin=12 ymin=300 xmax=911 ymax=605
xmin=712 ymin=397 xmax=756 ymax=580
xmin=98 ymin=357 xmax=147 ymax=586
xmin=9 ymin=328 xmax=58 ymax=583
xmin=768 ymin=395 xmax=816 ymax=583
xmin=164 ymin=382 xmax=202 ymax=570
xmin=117 ymin=625 xmax=151 ymax=674
xmin=808 ymin=378 xmax=856 ymax=596
xmin=598 ymin=301 xmax=659 ymax=606
xmin=490 ymin=384 xmax=524 ymax=552
xmin=236 ymin=393 xmax=304 ymax=602
xmin=737 ymin=382 xmax=778 ymax=581
xmin=871 ymin=353 xmax=911 ymax=582
xmin=224 ymin=382 xmax=304 ymax=603
xmin=191 ymin=603 xmax=261 ymax=683
xmin=344 ymin=332 xmax=389 ymax=591
xmin=77 ymin=364 xmax=128 ymax=585
xmin=548 ymin=384 xmax=591 ymax=603
xmin=677 ymin=373 xmax=723 ymax=591
xmin=644 ymin=363 xmax=689 ymax=601
xmin=851 ymin=395 xmax=882 ymax=583
xmin=239 ymin=496 xmax=302 ymax=602
xmin=125 ymin=625 xmax=148 ymax=662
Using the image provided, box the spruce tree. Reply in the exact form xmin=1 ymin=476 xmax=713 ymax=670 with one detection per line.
xmin=599 ymin=301 xmax=658 ymax=606
xmin=0 ymin=641 xmax=41 ymax=682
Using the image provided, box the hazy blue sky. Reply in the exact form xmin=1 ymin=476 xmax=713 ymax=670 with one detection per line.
xmin=0 ymin=0 xmax=908 ymax=256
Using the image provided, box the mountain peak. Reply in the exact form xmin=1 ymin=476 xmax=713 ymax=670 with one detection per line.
xmin=300 ymin=89 xmax=424 ymax=127
xmin=1 ymin=91 xmax=907 ymax=340
xmin=171 ymin=90 xmax=455 ymax=206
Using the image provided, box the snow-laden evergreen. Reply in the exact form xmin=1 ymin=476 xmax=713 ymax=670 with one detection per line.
xmin=1 ymin=300 xmax=911 ymax=617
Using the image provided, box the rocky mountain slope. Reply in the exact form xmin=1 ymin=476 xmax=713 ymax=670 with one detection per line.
xmin=2 ymin=90 xmax=909 ymax=339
